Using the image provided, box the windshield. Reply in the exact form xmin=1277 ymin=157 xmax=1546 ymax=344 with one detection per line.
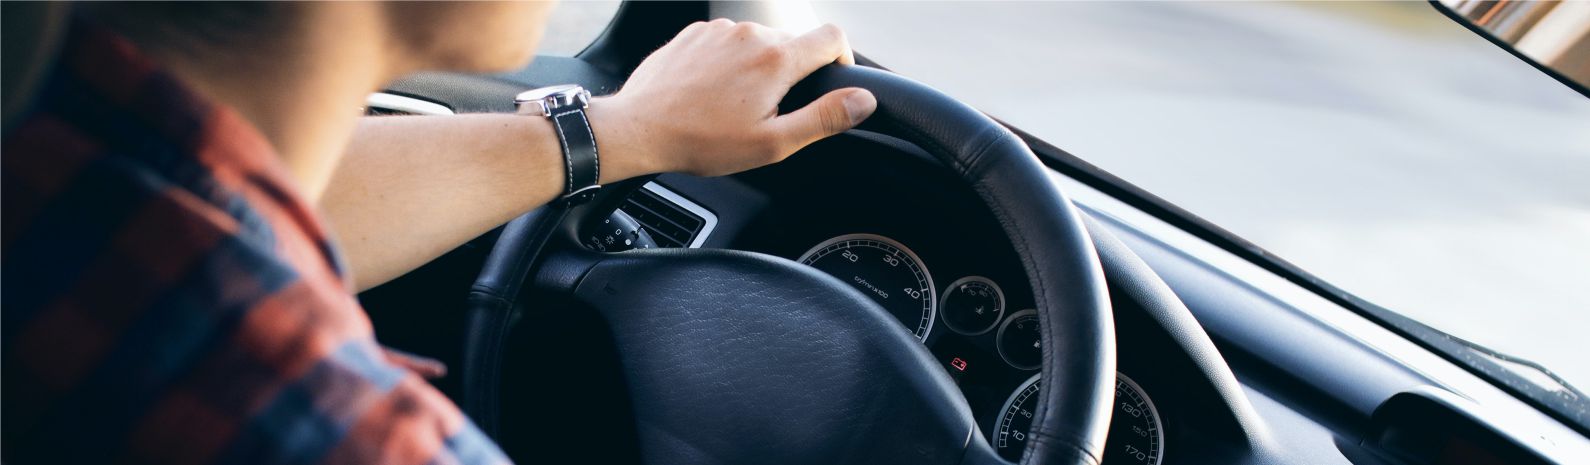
xmin=816 ymin=1 xmax=1590 ymax=390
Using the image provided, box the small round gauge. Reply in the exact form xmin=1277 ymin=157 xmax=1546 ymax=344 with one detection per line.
xmin=940 ymin=276 xmax=1005 ymax=335
xmin=993 ymin=373 xmax=1165 ymax=465
xmin=996 ymin=309 xmax=1041 ymax=370
xmin=799 ymin=234 xmax=937 ymax=341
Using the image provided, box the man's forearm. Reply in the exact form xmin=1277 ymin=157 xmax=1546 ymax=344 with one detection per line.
xmin=323 ymin=104 xmax=653 ymax=291
xmin=324 ymin=21 xmax=875 ymax=291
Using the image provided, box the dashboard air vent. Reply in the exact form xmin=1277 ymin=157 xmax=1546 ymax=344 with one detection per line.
xmin=619 ymin=182 xmax=717 ymax=248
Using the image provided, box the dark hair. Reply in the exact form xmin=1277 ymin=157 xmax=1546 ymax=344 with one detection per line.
xmin=77 ymin=2 xmax=288 ymax=56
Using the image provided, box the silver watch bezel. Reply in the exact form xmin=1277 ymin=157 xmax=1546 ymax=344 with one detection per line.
xmin=514 ymin=84 xmax=592 ymax=117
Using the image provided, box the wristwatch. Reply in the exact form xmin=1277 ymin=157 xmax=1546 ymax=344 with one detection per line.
xmin=515 ymin=84 xmax=599 ymax=206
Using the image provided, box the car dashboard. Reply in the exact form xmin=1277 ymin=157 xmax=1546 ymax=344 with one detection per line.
xmin=363 ymin=130 xmax=1258 ymax=464
xmin=357 ymin=56 xmax=1586 ymax=464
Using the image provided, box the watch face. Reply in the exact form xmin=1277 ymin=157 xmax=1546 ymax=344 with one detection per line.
xmin=515 ymin=84 xmax=590 ymax=116
xmin=515 ymin=84 xmax=585 ymax=104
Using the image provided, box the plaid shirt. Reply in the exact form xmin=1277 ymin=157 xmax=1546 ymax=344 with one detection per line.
xmin=2 ymin=21 xmax=508 ymax=465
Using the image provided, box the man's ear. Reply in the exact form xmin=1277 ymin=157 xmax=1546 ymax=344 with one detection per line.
xmin=1 ymin=1 xmax=69 ymax=130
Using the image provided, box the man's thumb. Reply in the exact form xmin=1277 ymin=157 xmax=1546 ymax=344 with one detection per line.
xmin=776 ymin=87 xmax=877 ymax=147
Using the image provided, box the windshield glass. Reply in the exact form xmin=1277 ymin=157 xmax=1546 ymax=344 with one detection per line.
xmin=816 ymin=1 xmax=1590 ymax=390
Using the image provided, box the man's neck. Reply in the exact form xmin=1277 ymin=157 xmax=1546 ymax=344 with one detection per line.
xmin=150 ymin=4 xmax=405 ymax=201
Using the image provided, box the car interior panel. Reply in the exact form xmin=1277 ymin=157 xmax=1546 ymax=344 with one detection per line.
xmin=354 ymin=4 xmax=1589 ymax=460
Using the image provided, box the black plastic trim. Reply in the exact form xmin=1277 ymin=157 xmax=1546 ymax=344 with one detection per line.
xmin=1370 ymin=389 xmax=1552 ymax=465
xmin=577 ymin=1 xmax=708 ymax=78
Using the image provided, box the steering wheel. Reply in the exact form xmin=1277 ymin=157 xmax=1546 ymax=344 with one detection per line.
xmin=459 ymin=65 xmax=1116 ymax=465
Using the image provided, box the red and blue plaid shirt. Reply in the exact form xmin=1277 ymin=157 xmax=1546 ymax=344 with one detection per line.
xmin=2 ymin=20 xmax=508 ymax=465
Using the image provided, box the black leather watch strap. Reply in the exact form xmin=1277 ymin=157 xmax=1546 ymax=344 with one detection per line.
xmin=549 ymin=107 xmax=600 ymax=206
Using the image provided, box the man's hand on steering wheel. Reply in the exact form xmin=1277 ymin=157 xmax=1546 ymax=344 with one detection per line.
xmin=594 ymin=20 xmax=878 ymax=178
xmin=329 ymin=20 xmax=880 ymax=290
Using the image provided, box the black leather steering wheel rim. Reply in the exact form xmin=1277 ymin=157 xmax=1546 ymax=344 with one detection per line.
xmin=462 ymin=65 xmax=1115 ymax=465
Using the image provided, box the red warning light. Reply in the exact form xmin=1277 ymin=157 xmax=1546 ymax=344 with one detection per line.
xmin=950 ymin=357 xmax=968 ymax=371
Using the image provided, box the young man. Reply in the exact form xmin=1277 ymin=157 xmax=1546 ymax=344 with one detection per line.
xmin=1 ymin=2 xmax=876 ymax=463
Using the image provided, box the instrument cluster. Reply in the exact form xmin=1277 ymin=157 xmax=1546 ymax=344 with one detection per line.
xmin=797 ymin=232 xmax=1166 ymax=465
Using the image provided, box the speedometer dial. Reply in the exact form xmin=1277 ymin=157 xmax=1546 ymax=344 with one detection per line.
xmin=993 ymin=373 xmax=1164 ymax=465
xmin=799 ymin=234 xmax=936 ymax=341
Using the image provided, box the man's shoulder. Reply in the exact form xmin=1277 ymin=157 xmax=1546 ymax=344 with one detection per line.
xmin=4 ymin=112 xmax=255 ymax=246
xmin=0 ymin=107 xmax=324 ymax=464
xmin=1 ymin=107 xmax=302 ymax=325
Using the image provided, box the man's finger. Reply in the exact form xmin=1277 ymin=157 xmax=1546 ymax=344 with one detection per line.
xmin=383 ymin=347 xmax=448 ymax=379
xmin=784 ymin=23 xmax=854 ymax=73
xmin=772 ymin=87 xmax=877 ymax=150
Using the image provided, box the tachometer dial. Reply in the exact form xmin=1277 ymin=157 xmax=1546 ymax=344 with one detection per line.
xmin=996 ymin=309 xmax=1041 ymax=370
xmin=941 ymin=276 xmax=1004 ymax=335
xmin=994 ymin=373 xmax=1164 ymax=465
xmin=799 ymin=234 xmax=936 ymax=341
